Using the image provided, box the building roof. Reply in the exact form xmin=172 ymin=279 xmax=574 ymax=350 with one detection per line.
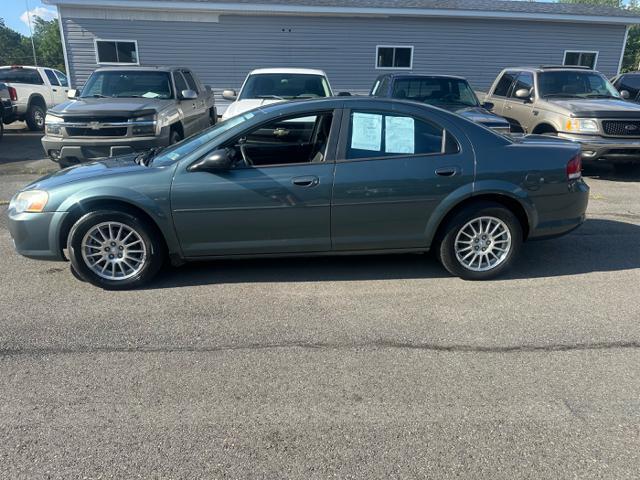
xmin=45 ymin=0 xmax=640 ymax=24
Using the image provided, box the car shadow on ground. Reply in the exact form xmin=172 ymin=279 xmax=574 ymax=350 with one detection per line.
xmin=583 ymin=164 xmax=640 ymax=182
xmin=147 ymin=218 xmax=640 ymax=289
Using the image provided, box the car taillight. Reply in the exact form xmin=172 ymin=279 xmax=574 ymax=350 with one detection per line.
xmin=8 ymin=86 xmax=17 ymax=102
xmin=566 ymin=153 xmax=582 ymax=180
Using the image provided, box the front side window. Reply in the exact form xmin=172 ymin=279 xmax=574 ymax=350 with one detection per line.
xmin=0 ymin=67 xmax=44 ymax=85
xmin=616 ymin=74 xmax=640 ymax=99
xmin=509 ymin=72 xmax=534 ymax=98
xmin=182 ymin=70 xmax=199 ymax=94
xmin=81 ymin=71 xmax=173 ymax=99
xmin=226 ymin=112 xmax=334 ymax=166
xmin=376 ymin=46 xmax=413 ymax=69
xmin=174 ymin=72 xmax=189 ymax=96
xmin=346 ymin=111 xmax=447 ymax=160
xmin=538 ymin=71 xmax=620 ymax=99
xmin=391 ymin=78 xmax=479 ymax=108
xmin=95 ymin=40 xmax=138 ymax=64
xmin=564 ymin=51 xmax=598 ymax=69
xmin=493 ymin=72 xmax=516 ymax=97
xmin=55 ymin=70 xmax=69 ymax=87
xmin=239 ymin=74 xmax=331 ymax=100
xmin=44 ymin=69 xmax=60 ymax=86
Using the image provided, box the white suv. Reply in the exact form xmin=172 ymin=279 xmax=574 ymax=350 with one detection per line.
xmin=221 ymin=68 xmax=333 ymax=120
xmin=0 ymin=65 xmax=70 ymax=131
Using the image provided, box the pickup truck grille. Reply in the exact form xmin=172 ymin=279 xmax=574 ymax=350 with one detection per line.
xmin=67 ymin=127 xmax=128 ymax=137
xmin=602 ymin=120 xmax=640 ymax=137
xmin=65 ymin=116 xmax=129 ymax=123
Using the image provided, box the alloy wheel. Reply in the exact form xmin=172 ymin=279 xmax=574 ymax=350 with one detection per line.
xmin=454 ymin=216 xmax=512 ymax=272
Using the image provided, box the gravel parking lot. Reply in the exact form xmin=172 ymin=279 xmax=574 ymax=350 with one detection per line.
xmin=1 ymin=128 xmax=639 ymax=478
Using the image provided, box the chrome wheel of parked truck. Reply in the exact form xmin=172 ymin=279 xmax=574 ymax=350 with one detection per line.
xmin=8 ymin=97 xmax=589 ymax=289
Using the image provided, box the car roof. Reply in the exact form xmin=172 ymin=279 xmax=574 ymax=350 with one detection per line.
xmin=93 ymin=65 xmax=187 ymax=72
xmin=248 ymin=67 xmax=328 ymax=76
xmin=500 ymin=65 xmax=596 ymax=74
xmin=377 ymin=73 xmax=468 ymax=81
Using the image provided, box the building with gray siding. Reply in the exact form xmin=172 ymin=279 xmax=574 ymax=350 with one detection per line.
xmin=45 ymin=0 xmax=640 ymax=111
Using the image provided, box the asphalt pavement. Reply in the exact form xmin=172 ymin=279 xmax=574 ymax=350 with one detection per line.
xmin=0 ymin=130 xmax=639 ymax=479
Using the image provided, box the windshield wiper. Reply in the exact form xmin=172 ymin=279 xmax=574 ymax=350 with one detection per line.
xmin=543 ymin=93 xmax=583 ymax=99
xmin=255 ymin=95 xmax=284 ymax=100
xmin=134 ymin=146 xmax=164 ymax=166
xmin=585 ymin=94 xmax=617 ymax=99
xmin=87 ymin=94 xmax=108 ymax=98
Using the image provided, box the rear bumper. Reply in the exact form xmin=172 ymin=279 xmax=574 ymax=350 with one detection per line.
xmin=42 ymin=127 xmax=171 ymax=163
xmin=528 ymin=179 xmax=589 ymax=240
xmin=7 ymin=209 xmax=67 ymax=261
xmin=558 ymin=133 xmax=640 ymax=163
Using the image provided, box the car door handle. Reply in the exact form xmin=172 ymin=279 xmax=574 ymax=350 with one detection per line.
xmin=504 ymin=105 xmax=513 ymax=110
xmin=52 ymin=88 xmax=58 ymax=92
xmin=292 ymin=176 xmax=319 ymax=187
xmin=435 ymin=167 xmax=461 ymax=177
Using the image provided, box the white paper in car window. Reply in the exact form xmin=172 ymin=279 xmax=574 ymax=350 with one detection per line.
xmin=351 ymin=113 xmax=382 ymax=151
xmin=385 ymin=116 xmax=414 ymax=154
xmin=142 ymin=91 xmax=160 ymax=98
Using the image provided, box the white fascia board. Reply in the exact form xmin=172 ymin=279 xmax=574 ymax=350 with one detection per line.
xmin=43 ymin=0 xmax=640 ymax=25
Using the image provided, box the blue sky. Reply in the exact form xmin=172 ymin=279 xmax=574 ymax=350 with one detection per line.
xmin=3 ymin=0 xmax=57 ymax=36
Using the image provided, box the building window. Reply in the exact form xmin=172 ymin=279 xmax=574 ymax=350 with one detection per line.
xmin=564 ymin=50 xmax=598 ymax=69
xmin=376 ymin=46 xmax=413 ymax=70
xmin=95 ymin=39 xmax=139 ymax=64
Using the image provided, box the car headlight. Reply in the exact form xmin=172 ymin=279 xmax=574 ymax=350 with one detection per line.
xmin=9 ymin=190 xmax=49 ymax=213
xmin=131 ymin=114 xmax=157 ymax=136
xmin=565 ymin=118 xmax=599 ymax=133
xmin=45 ymin=114 xmax=64 ymax=136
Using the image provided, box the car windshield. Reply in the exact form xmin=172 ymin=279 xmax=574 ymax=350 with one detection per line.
xmin=391 ymin=78 xmax=480 ymax=108
xmin=239 ymin=73 xmax=331 ymax=100
xmin=538 ymin=71 xmax=621 ymax=99
xmin=81 ymin=71 xmax=173 ymax=99
xmin=150 ymin=112 xmax=256 ymax=166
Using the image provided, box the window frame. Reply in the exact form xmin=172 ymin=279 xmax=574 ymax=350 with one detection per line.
xmin=94 ymin=38 xmax=140 ymax=65
xmin=336 ymin=108 xmax=458 ymax=163
xmin=44 ymin=69 xmax=60 ymax=86
xmin=375 ymin=45 xmax=414 ymax=70
xmin=215 ymin=108 xmax=342 ymax=169
xmin=563 ymin=50 xmax=599 ymax=69
xmin=54 ymin=70 xmax=69 ymax=87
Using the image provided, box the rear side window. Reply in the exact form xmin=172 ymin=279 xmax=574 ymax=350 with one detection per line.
xmin=44 ymin=69 xmax=60 ymax=86
xmin=0 ymin=68 xmax=44 ymax=85
xmin=346 ymin=111 xmax=451 ymax=160
xmin=182 ymin=70 xmax=199 ymax=94
xmin=373 ymin=77 xmax=390 ymax=97
xmin=509 ymin=72 xmax=533 ymax=98
xmin=493 ymin=72 xmax=516 ymax=97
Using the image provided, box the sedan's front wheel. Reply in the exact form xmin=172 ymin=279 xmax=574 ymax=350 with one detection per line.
xmin=67 ymin=210 xmax=165 ymax=289
xmin=438 ymin=203 xmax=522 ymax=280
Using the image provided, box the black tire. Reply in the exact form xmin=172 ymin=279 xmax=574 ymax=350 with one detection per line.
xmin=0 ymin=119 xmax=3 ymax=141
xmin=26 ymin=103 xmax=46 ymax=131
xmin=67 ymin=210 xmax=165 ymax=290
xmin=437 ymin=202 xmax=523 ymax=280
xmin=209 ymin=108 xmax=217 ymax=126
xmin=57 ymin=159 xmax=75 ymax=170
xmin=169 ymin=129 xmax=182 ymax=145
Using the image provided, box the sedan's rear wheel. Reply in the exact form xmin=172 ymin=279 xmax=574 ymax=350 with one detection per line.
xmin=67 ymin=210 xmax=164 ymax=289
xmin=438 ymin=203 xmax=522 ymax=280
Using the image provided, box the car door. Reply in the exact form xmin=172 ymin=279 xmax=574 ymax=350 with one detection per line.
xmin=331 ymin=104 xmax=474 ymax=250
xmin=43 ymin=69 xmax=67 ymax=105
xmin=502 ymin=71 xmax=535 ymax=133
xmin=173 ymin=70 xmax=199 ymax=137
xmin=171 ymin=109 xmax=340 ymax=256
xmin=181 ymin=69 xmax=208 ymax=130
xmin=487 ymin=71 xmax=517 ymax=117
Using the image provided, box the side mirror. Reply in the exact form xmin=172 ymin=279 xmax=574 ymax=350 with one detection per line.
xmin=620 ymin=90 xmax=631 ymax=99
xmin=481 ymin=101 xmax=494 ymax=110
xmin=180 ymin=89 xmax=198 ymax=100
xmin=205 ymin=84 xmax=212 ymax=92
xmin=67 ymin=89 xmax=79 ymax=99
xmin=222 ymin=89 xmax=237 ymax=101
xmin=515 ymin=88 xmax=532 ymax=100
xmin=337 ymin=91 xmax=352 ymax=96
xmin=188 ymin=148 xmax=234 ymax=172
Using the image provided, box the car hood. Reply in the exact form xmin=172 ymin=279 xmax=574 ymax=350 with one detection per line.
xmin=223 ymin=98 xmax=282 ymax=119
xmin=549 ymin=98 xmax=640 ymax=118
xmin=23 ymin=155 xmax=146 ymax=192
xmin=454 ymin=106 xmax=510 ymax=127
xmin=49 ymin=98 xmax=173 ymax=118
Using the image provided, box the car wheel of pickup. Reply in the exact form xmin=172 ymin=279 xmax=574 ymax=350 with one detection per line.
xmin=67 ymin=210 xmax=165 ymax=290
xmin=170 ymin=129 xmax=182 ymax=145
xmin=26 ymin=104 xmax=45 ymax=131
xmin=438 ymin=202 xmax=522 ymax=280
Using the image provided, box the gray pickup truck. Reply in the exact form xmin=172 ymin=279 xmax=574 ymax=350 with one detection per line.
xmin=485 ymin=65 xmax=640 ymax=173
xmin=42 ymin=66 xmax=216 ymax=168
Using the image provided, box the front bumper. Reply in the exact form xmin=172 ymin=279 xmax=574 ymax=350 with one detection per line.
xmin=7 ymin=209 xmax=67 ymax=261
xmin=558 ymin=133 xmax=640 ymax=163
xmin=42 ymin=127 xmax=171 ymax=164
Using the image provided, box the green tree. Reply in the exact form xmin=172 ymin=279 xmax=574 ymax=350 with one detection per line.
xmin=31 ymin=17 xmax=65 ymax=72
xmin=560 ymin=0 xmax=622 ymax=6
xmin=0 ymin=18 xmax=32 ymax=65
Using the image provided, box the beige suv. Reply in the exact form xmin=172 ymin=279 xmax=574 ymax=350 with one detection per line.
xmin=485 ymin=66 xmax=640 ymax=173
